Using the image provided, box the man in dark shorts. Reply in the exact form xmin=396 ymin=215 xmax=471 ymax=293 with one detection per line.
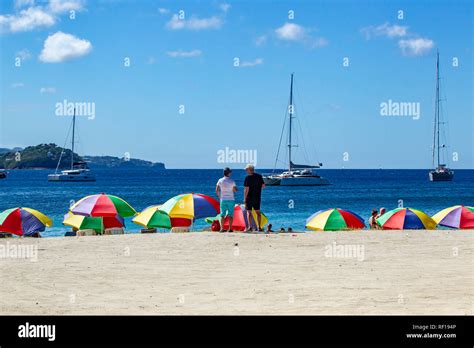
xmin=243 ymin=164 xmax=265 ymax=232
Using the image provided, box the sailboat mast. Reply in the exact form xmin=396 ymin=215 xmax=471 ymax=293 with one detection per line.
xmin=71 ymin=108 xmax=76 ymax=170
xmin=436 ymin=52 xmax=440 ymax=167
xmin=288 ymin=73 xmax=294 ymax=172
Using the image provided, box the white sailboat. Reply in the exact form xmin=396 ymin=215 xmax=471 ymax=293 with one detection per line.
xmin=48 ymin=109 xmax=96 ymax=182
xmin=429 ymin=52 xmax=454 ymax=182
xmin=263 ymin=74 xmax=329 ymax=186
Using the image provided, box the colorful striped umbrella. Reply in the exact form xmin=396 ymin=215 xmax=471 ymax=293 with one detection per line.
xmin=70 ymin=193 xmax=136 ymax=218
xmin=159 ymin=193 xmax=220 ymax=220
xmin=0 ymin=207 xmax=53 ymax=236
xmin=63 ymin=212 xmax=124 ymax=233
xmin=132 ymin=205 xmax=172 ymax=229
xmin=376 ymin=208 xmax=436 ymax=230
xmin=205 ymin=204 xmax=269 ymax=231
xmin=432 ymin=205 xmax=474 ymax=229
xmin=306 ymin=208 xmax=365 ymax=231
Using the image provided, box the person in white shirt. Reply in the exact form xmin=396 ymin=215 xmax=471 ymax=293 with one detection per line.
xmin=216 ymin=167 xmax=237 ymax=232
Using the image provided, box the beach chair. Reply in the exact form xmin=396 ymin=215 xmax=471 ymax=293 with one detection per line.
xmin=141 ymin=228 xmax=157 ymax=233
xmin=104 ymin=227 xmax=124 ymax=235
xmin=171 ymin=227 xmax=190 ymax=233
xmin=77 ymin=229 xmax=97 ymax=236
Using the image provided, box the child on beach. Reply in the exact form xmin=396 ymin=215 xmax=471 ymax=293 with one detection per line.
xmin=216 ymin=167 xmax=237 ymax=232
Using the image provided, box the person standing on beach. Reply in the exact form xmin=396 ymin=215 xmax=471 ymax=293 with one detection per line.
xmin=216 ymin=167 xmax=237 ymax=232
xmin=243 ymin=164 xmax=265 ymax=232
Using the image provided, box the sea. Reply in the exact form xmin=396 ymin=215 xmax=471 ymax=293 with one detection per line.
xmin=0 ymin=168 xmax=473 ymax=237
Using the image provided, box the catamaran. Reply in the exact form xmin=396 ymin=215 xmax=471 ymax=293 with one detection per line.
xmin=48 ymin=109 xmax=96 ymax=182
xmin=429 ymin=52 xmax=454 ymax=182
xmin=263 ymin=74 xmax=329 ymax=186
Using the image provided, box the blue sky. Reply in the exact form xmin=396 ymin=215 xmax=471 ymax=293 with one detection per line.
xmin=1 ymin=0 xmax=472 ymax=169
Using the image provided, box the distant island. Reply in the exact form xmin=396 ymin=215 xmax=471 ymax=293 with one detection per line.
xmin=0 ymin=144 xmax=165 ymax=170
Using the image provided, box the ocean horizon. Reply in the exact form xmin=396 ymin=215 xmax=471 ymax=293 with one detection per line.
xmin=1 ymin=168 xmax=473 ymax=237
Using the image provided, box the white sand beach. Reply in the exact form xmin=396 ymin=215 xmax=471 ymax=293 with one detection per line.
xmin=0 ymin=230 xmax=472 ymax=315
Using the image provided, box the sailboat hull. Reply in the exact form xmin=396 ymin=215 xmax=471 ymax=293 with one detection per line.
xmin=263 ymin=177 xmax=281 ymax=186
xmin=263 ymin=175 xmax=330 ymax=186
xmin=429 ymin=170 xmax=454 ymax=182
xmin=48 ymin=173 xmax=96 ymax=182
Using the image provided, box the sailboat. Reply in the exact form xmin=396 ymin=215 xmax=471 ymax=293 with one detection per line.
xmin=429 ymin=52 xmax=454 ymax=182
xmin=48 ymin=109 xmax=96 ymax=182
xmin=263 ymin=74 xmax=330 ymax=186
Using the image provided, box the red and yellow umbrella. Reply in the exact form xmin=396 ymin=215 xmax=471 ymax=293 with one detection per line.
xmin=63 ymin=212 xmax=124 ymax=233
xmin=205 ymin=204 xmax=269 ymax=231
xmin=306 ymin=208 xmax=365 ymax=231
xmin=0 ymin=207 xmax=53 ymax=236
xmin=432 ymin=205 xmax=474 ymax=229
xmin=159 ymin=193 xmax=219 ymax=220
xmin=70 ymin=193 xmax=136 ymax=218
xmin=376 ymin=208 xmax=436 ymax=230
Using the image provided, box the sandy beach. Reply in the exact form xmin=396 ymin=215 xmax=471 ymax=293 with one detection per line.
xmin=0 ymin=230 xmax=472 ymax=315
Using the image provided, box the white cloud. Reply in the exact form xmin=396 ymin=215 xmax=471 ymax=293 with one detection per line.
xmin=166 ymin=49 xmax=202 ymax=58
xmin=48 ymin=0 xmax=84 ymax=14
xmin=158 ymin=8 xmax=169 ymax=15
xmin=11 ymin=82 xmax=25 ymax=88
xmin=310 ymin=37 xmax=329 ymax=48
xmin=274 ymin=22 xmax=328 ymax=48
xmin=40 ymin=87 xmax=56 ymax=94
xmin=398 ymin=38 xmax=434 ymax=56
xmin=39 ymin=31 xmax=92 ymax=63
xmin=219 ymin=3 xmax=231 ymax=13
xmin=275 ymin=22 xmax=306 ymax=41
xmin=14 ymin=0 xmax=35 ymax=8
xmin=16 ymin=49 xmax=31 ymax=60
xmin=0 ymin=6 xmax=55 ymax=33
xmin=239 ymin=58 xmax=263 ymax=67
xmin=361 ymin=22 xmax=408 ymax=39
xmin=147 ymin=56 xmax=156 ymax=64
xmin=255 ymin=35 xmax=267 ymax=46
xmin=166 ymin=14 xmax=222 ymax=30
xmin=1 ymin=1 xmax=85 ymax=34
xmin=361 ymin=22 xmax=434 ymax=57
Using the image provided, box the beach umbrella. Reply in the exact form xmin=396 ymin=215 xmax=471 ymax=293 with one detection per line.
xmin=0 ymin=207 xmax=53 ymax=236
xmin=170 ymin=218 xmax=192 ymax=227
xmin=63 ymin=212 xmax=124 ymax=232
xmin=205 ymin=204 xmax=269 ymax=231
xmin=432 ymin=205 xmax=474 ymax=229
xmin=70 ymin=193 xmax=136 ymax=218
xmin=306 ymin=208 xmax=365 ymax=231
xmin=159 ymin=193 xmax=220 ymax=220
xmin=132 ymin=205 xmax=171 ymax=229
xmin=376 ymin=207 xmax=436 ymax=230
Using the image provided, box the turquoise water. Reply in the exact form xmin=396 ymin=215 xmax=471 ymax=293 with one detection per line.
xmin=0 ymin=168 xmax=473 ymax=237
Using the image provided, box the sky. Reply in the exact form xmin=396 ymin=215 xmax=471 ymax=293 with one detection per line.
xmin=0 ymin=0 xmax=472 ymax=169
